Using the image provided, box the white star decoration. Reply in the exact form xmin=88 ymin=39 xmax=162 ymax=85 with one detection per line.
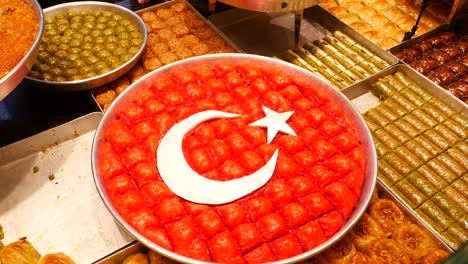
xmin=250 ymin=106 xmax=297 ymax=144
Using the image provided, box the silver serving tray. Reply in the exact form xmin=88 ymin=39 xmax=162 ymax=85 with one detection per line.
xmin=343 ymin=64 xmax=467 ymax=116
xmin=91 ymin=53 xmax=378 ymax=263
xmin=344 ymin=63 xmax=467 ymax=250
xmin=0 ymin=0 xmax=44 ymax=100
xmin=209 ymin=5 xmax=399 ymax=66
xmin=92 ymin=181 xmax=453 ymax=263
xmin=24 ymin=1 xmax=148 ymax=92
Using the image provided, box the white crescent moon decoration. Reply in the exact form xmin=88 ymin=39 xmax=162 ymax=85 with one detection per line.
xmin=157 ymin=106 xmax=296 ymax=205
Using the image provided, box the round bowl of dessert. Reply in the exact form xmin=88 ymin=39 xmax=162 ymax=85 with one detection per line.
xmin=25 ymin=1 xmax=147 ymax=92
xmin=91 ymin=53 xmax=377 ymax=263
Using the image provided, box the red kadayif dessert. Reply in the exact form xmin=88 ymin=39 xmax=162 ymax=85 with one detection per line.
xmin=97 ymin=61 xmax=367 ymax=263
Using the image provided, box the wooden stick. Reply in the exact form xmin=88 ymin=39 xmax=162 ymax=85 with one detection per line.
xmin=448 ymin=0 xmax=467 ymax=23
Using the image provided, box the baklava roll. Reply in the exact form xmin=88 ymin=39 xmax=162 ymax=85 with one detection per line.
xmin=391 ymin=93 xmax=417 ymax=112
xmin=402 ymin=115 xmax=429 ymax=134
xmin=458 ymin=214 xmax=468 ymax=230
xmin=373 ymin=129 xmax=400 ymax=149
xmin=446 ymin=81 xmax=468 ymax=99
xmin=393 ymin=71 xmax=412 ymax=86
xmin=417 ymin=39 xmax=434 ymax=53
xmin=394 ymin=48 xmax=419 ymax=63
xmin=364 ymin=116 xmax=381 ymax=131
xmin=455 ymin=39 xmax=468 ymax=53
xmin=407 ymin=171 xmax=438 ymax=197
xmin=419 ymin=201 xmax=453 ymax=230
xmin=378 ymin=159 xmax=404 ymax=185
xmin=382 ymin=99 xmax=407 ymax=117
xmin=423 ymin=130 xmax=451 ymax=151
xmin=410 ymin=59 xmax=438 ymax=75
xmin=426 ymin=158 xmax=457 ymax=183
xmin=404 ymin=140 xmax=433 ymax=162
xmin=416 ymin=209 xmax=445 ymax=233
xmin=429 ymin=98 xmax=456 ymax=117
xmin=419 ymin=103 xmax=447 ymax=124
xmin=334 ymin=30 xmax=358 ymax=47
xmin=436 ymin=153 xmax=465 ymax=177
xmin=369 ymin=55 xmax=389 ymax=70
xmin=394 ymin=145 xmax=423 ymax=169
xmin=439 ymin=46 xmax=463 ymax=60
xmin=393 ymin=119 xmax=418 ymax=137
xmin=441 ymin=186 xmax=468 ymax=212
xmin=447 ymin=223 xmax=468 ymax=244
xmin=371 ymin=80 xmax=397 ymax=99
xmin=395 ymin=179 xmax=427 ymax=207
xmin=384 ymin=124 xmax=411 ymax=145
xmin=400 ymin=89 xmax=426 ymax=107
xmin=406 ymin=83 xmax=432 ymax=102
xmin=383 ymin=152 xmax=413 ymax=176
xmin=413 ymin=135 xmax=442 ymax=156
xmin=375 ymin=140 xmax=390 ymax=157
xmin=433 ymin=125 xmax=461 ymax=145
xmin=446 ymin=148 xmax=468 ymax=171
xmin=431 ymin=193 xmax=464 ymax=221
xmin=410 ymin=109 xmax=438 ymax=128
xmin=366 ymin=110 xmax=392 ymax=127
xmin=417 ymin=165 xmax=449 ymax=190
xmin=375 ymin=104 xmax=399 ymax=123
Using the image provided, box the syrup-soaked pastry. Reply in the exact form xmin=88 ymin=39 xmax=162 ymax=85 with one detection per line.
xmin=439 ymin=46 xmax=463 ymax=60
xmin=341 ymin=0 xmax=365 ymax=11
xmin=368 ymin=199 xmax=407 ymax=237
xmin=382 ymin=6 xmax=405 ymax=20
xmin=393 ymin=223 xmax=436 ymax=262
xmin=340 ymin=13 xmax=361 ymax=25
xmin=351 ymin=213 xmax=386 ymax=252
xmin=445 ymin=62 xmax=467 ymax=76
xmin=368 ymin=14 xmax=389 ymax=28
xmin=398 ymin=15 xmax=417 ymax=31
xmin=406 ymin=171 xmax=437 ymax=197
xmin=367 ymin=238 xmax=411 ymax=264
xmin=355 ymin=6 xmax=377 ymax=20
xmin=447 ymin=81 xmax=468 ymax=99
xmin=428 ymin=68 xmax=457 ymax=86
xmin=431 ymin=192 xmax=465 ymax=221
xmin=417 ymin=249 xmax=449 ymax=264
xmin=376 ymin=38 xmax=398 ymax=50
xmin=419 ymin=201 xmax=454 ymax=230
xmin=438 ymin=32 xmax=458 ymax=44
xmin=395 ymin=179 xmax=427 ymax=207
xmin=427 ymin=51 xmax=451 ymax=65
xmin=319 ymin=233 xmax=357 ymax=263
xmin=417 ymin=40 xmax=433 ymax=53
xmin=395 ymin=48 xmax=420 ymax=63
xmin=461 ymin=74 xmax=468 ymax=83
xmin=381 ymin=22 xmax=401 ymax=36
xmin=362 ymin=30 xmax=380 ymax=42
xmin=460 ymin=55 xmax=468 ymax=67
xmin=327 ymin=6 xmax=348 ymax=17
xmin=410 ymin=58 xmax=438 ymax=75
xmin=455 ymin=39 xmax=468 ymax=53
xmin=350 ymin=22 xmax=372 ymax=33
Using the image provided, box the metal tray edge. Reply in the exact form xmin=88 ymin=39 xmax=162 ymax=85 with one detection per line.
xmin=306 ymin=6 xmax=399 ymax=67
xmin=342 ymin=64 xmax=468 ymax=118
xmin=389 ymin=24 xmax=451 ymax=55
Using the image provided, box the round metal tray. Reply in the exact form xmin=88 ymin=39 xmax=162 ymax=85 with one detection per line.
xmin=0 ymin=0 xmax=44 ymax=100
xmin=92 ymin=54 xmax=377 ymax=263
xmin=24 ymin=1 xmax=147 ymax=92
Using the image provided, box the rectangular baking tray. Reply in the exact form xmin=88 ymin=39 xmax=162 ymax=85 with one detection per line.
xmin=90 ymin=0 xmax=243 ymax=112
xmin=91 ymin=181 xmax=453 ymax=263
xmin=209 ymin=5 xmax=398 ymax=66
xmin=0 ymin=112 xmax=135 ymax=263
xmin=389 ymin=22 xmax=467 ymax=55
xmin=136 ymin=0 xmax=242 ymax=53
xmin=343 ymin=64 xmax=468 ymax=117
xmin=344 ymin=63 xmax=467 ymax=250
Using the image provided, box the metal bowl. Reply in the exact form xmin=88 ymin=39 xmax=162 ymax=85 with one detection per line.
xmin=92 ymin=54 xmax=377 ymax=263
xmin=0 ymin=0 xmax=44 ymax=100
xmin=24 ymin=1 xmax=147 ymax=92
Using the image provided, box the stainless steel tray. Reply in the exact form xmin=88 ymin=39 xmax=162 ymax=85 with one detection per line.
xmin=92 ymin=181 xmax=453 ymax=264
xmin=389 ymin=24 xmax=467 ymax=56
xmin=0 ymin=113 xmax=134 ymax=263
xmin=136 ymin=0 xmax=242 ymax=53
xmin=343 ymin=64 xmax=468 ymax=117
xmin=209 ymin=5 xmax=398 ymax=65
xmin=344 ymin=64 xmax=467 ymax=250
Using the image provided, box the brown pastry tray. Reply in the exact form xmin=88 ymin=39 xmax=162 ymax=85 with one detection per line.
xmin=209 ymin=5 xmax=398 ymax=65
xmin=91 ymin=181 xmax=453 ymax=263
xmin=344 ymin=63 xmax=467 ymax=250
xmin=389 ymin=24 xmax=467 ymax=56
